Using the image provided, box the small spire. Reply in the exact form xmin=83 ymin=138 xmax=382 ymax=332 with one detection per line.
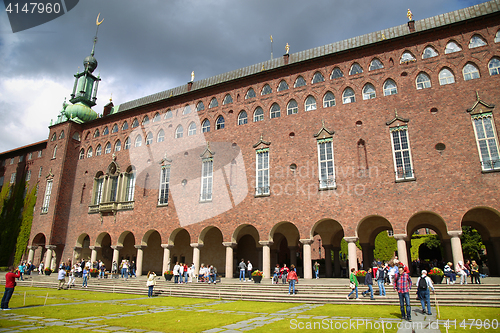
xmin=285 ymin=43 xmax=289 ymax=54
xmin=407 ymin=9 xmax=413 ymax=21
xmin=191 ymin=71 xmax=195 ymax=82
xmin=91 ymin=13 xmax=104 ymax=57
xmin=110 ymin=93 xmax=113 ymax=102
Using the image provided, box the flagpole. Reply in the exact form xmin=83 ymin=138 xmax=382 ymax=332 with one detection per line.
xmin=270 ymin=35 xmax=273 ymax=60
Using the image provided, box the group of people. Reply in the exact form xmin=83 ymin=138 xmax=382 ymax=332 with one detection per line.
xmin=443 ymin=260 xmax=481 ymax=284
xmin=238 ymin=259 xmax=254 ymax=282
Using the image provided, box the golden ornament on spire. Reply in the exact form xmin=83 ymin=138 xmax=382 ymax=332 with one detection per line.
xmin=407 ymin=9 xmax=413 ymax=21
xmin=96 ymin=13 xmax=104 ymax=26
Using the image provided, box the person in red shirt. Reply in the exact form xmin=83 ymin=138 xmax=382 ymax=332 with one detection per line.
xmin=2 ymin=266 xmax=21 ymax=310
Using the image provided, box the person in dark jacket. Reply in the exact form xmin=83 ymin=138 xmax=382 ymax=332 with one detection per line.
xmin=362 ymin=267 xmax=375 ymax=300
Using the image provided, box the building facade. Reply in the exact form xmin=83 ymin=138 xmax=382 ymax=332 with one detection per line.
xmin=2 ymin=0 xmax=500 ymax=279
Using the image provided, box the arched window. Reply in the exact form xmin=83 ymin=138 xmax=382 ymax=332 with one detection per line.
xmin=132 ymin=118 xmax=139 ymax=128
xmin=416 ymin=72 xmax=431 ymax=89
xmin=164 ymin=109 xmax=173 ymax=119
xmin=111 ymin=124 xmax=118 ymax=133
xmin=142 ymin=116 xmax=150 ymax=125
xmin=223 ymin=94 xmax=233 ymax=105
xmin=362 ymin=84 xmax=376 ymax=100
xmin=422 ymin=46 xmax=439 ymax=59
xmin=146 ymin=132 xmax=153 ymax=145
xmin=245 ymin=88 xmax=256 ymax=99
xmin=238 ymin=111 xmax=248 ymax=125
xmin=157 ymin=129 xmax=165 ymax=142
xmin=495 ymin=30 xmax=500 ymax=43
xmin=216 ymin=116 xmax=225 ymax=130
xmin=153 ymin=112 xmax=161 ymax=122
xmin=51 ymin=133 xmax=56 ymax=141
xmin=270 ymin=103 xmax=281 ymax=119
xmin=439 ymin=68 xmax=455 ymax=85
xmin=445 ymin=41 xmax=462 ymax=54
xmin=312 ymin=72 xmax=325 ymax=83
xmin=469 ymin=35 xmax=487 ymax=48
xmin=105 ymin=142 xmax=112 ymax=153
xmin=59 ymin=130 xmax=65 ymax=139
xmin=287 ymin=100 xmax=298 ymax=115
xmin=369 ymin=58 xmax=384 ymax=70
xmin=209 ymin=98 xmax=218 ymax=108
xmin=175 ymin=125 xmax=183 ymax=138
xmin=254 ymin=107 xmax=264 ymax=122
xmin=183 ymin=104 xmax=192 ymax=114
xmin=124 ymin=137 xmax=131 ymax=150
xmin=95 ymin=144 xmax=102 ymax=156
xmin=79 ymin=148 xmax=85 ymax=160
xmin=463 ymin=63 xmax=480 ymax=81
xmin=305 ymin=95 xmax=317 ymax=111
xmin=323 ymin=92 xmax=335 ymax=108
xmin=277 ymin=80 xmax=289 ymax=91
xmin=135 ymin=135 xmax=142 ymax=147
xmin=349 ymin=63 xmax=363 ymax=75
xmin=261 ymin=84 xmax=272 ymax=95
xmin=72 ymin=132 xmax=81 ymax=141
xmin=87 ymin=147 xmax=93 ymax=158
xmin=188 ymin=122 xmax=196 ymax=136
xmin=52 ymin=145 xmax=57 ymax=158
xmin=202 ymin=119 xmax=210 ymax=133
xmin=93 ymin=129 xmax=100 ymax=138
xmin=400 ymin=51 xmax=416 ymax=63
xmin=122 ymin=121 xmax=129 ymax=130
xmin=196 ymin=101 xmax=205 ymax=111
xmin=342 ymin=88 xmax=355 ymax=104
xmin=102 ymin=126 xmax=109 ymax=135
xmin=294 ymin=76 xmax=306 ymax=88
xmin=114 ymin=140 xmax=121 ymax=152
xmin=383 ymin=79 xmax=398 ymax=96
xmin=489 ymin=57 xmax=500 ymax=76
xmin=330 ymin=67 xmax=344 ymax=79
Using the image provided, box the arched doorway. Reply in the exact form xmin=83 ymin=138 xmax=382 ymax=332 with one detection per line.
xmin=270 ymin=222 xmax=300 ymax=276
xmin=199 ymin=226 xmax=225 ymax=275
xmin=31 ymin=233 xmax=46 ymax=266
xmin=357 ymin=215 xmax=393 ymax=270
xmin=117 ymin=231 xmax=136 ymax=263
xmin=95 ymin=232 xmax=112 ymax=269
xmin=311 ymin=218 xmax=345 ymax=277
xmin=233 ymin=225 xmax=260 ymax=276
xmin=142 ymin=230 xmax=162 ymax=275
xmin=169 ymin=228 xmax=192 ymax=266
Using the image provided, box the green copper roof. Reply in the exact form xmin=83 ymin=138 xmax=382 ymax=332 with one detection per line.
xmin=64 ymin=102 xmax=99 ymax=122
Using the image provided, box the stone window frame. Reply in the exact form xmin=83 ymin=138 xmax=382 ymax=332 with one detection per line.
xmin=255 ymin=148 xmax=270 ymax=197
xmin=158 ymin=165 xmax=171 ymax=206
xmin=200 ymin=157 xmax=214 ymax=202
xmin=317 ymin=138 xmax=336 ymax=190
xmin=390 ymin=125 xmax=416 ymax=182
xmin=400 ymin=51 xmax=416 ymax=64
xmin=41 ymin=179 xmax=53 ymax=214
xmin=471 ymin=113 xmax=500 ymax=172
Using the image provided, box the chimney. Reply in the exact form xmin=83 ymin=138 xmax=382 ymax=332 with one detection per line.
xmin=407 ymin=20 xmax=415 ymax=33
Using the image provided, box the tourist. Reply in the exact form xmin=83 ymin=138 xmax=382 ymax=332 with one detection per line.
xmin=111 ymin=261 xmax=118 ymax=277
xmin=247 ymin=261 xmax=253 ymax=281
xmin=456 ymin=261 xmax=467 ymax=285
xmin=314 ymin=261 xmax=320 ymax=279
xmin=209 ymin=265 xmax=217 ymax=284
xmin=57 ymin=265 xmax=66 ymax=290
xmin=183 ymin=263 xmax=188 ymax=283
xmin=146 ymin=271 xmax=156 ymax=297
xmin=130 ymin=261 xmax=136 ymax=278
xmin=173 ymin=262 xmax=180 ymax=283
xmin=444 ymin=262 xmax=456 ymax=284
xmin=346 ymin=268 xmax=359 ymax=300
xmin=178 ymin=263 xmax=184 ymax=284
xmin=394 ymin=266 xmax=412 ymax=322
xmin=1 ymin=266 xmax=20 ymax=310
xmin=238 ymin=259 xmax=247 ymax=282
xmin=471 ymin=260 xmax=481 ymax=284
xmin=388 ymin=263 xmax=398 ymax=285
xmin=121 ymin=260 xmax=129 ymax=280
xmin=67 ymin=265 xmax=76 ymax=288
xmin=17 ymin=262 xmax=25 ymax=281
xmin=416 ymin=270 xmax=435 ymax=315
xmin=82 ymin=267 xmax=89 ymax=288
xmin=99 ymin=263 xmax=106 ymax=279
xmin=362 ymin=267 xmax=375 ymax=300
xmin=273 ymin=264 xmax=280 ymax=284
xmin=287 ymin=264 xmax=298 ymax=295
xmin=38 ymin=262 xmax=44 ymax=275
xmin=376 ymin=264 xmax=386 ymax=296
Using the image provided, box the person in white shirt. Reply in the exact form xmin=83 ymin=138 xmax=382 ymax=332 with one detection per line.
xmin=247 ymin=261 xmax=253 ymax=281
xmin=179 ymin=263 xmax=185 ymax=284
xmin=173 ymin=262 xmax=180 ymax=283
xmin=456 ymin=261 xmax=467 ymax=285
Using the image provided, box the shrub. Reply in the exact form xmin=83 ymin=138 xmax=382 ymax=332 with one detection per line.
xmin=355 ymin=270 xmax=367 ymax=277
xmin=164 ymin=270 xmax=173 ymax=275
xmin=251 ymin=270 xmax=264 ymax=277
xmin=428 ymin=267 xmax=444 ymax=276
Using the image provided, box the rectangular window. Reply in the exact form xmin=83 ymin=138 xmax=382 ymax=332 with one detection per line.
xmin=41 ymin=179 xmax=53 ymax=213
xmin=19 ymin=155 xmax=24 ymax=162
xmin=256 ymin=148 xmax=270 ymax=196
xmin=26 ymin=170 xmax=31 ymax=181
xmin=38 ymin=167 xmax=43 ymax=178
xmin=28 ymin=152 xmax=32 ymax=160
xmin=158 ymin=166 xmax=170 ymax=205
xmin=126 ymin=173 xmax=135 ymax=201
xmin=317 ymin=139 xmax=336 ymax=189
xmin=472 ymin=113 xmax=500 ymax=171
xmin=200 ymin=159 xmax=213 ymax=201
xmin=94 ymin=178 xmax=104 ymax=205
xmin=10 ymin=173 xmax=16 ymax=184
xmin=10 ymin=158 xmax=14 ymax=165
xmin=38 ymin=150 xmax=42 ymax=157
xmin=109 ymin=176 xmax=118 ymax=202
xmin=390 ymin=126 xmax=415 ymax=181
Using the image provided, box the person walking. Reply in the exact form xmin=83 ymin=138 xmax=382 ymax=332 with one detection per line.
xmin=314 ymin=262 xmax=320 ymax=279
xmin=18 ymin=262 xmax=25 ymax=281
xmin=146 ymin=271 xmax=156 ymax=297
xmin=376 ymin=264 xmax=386 ymax=296
xmin=247 ymin=261 xmax=253 ymax=281
xmin=173 ymin=262 xmax=180 ymax=284
xmin=238 ymin=259 xmax=247 ymax=282
xmin=346 ymin=268 xmax=360 ymax=300
xmin=57 ymin=266 xmax=67 ymax=290
xmin=362 ymin=267 xmax=375 ymax=300
xmin=67 ymin=265 xmax=76 ymax=288
xmin=1 ymin=266 xmax=20 ymax=310
xmin=82 ymin=267 xmax=89 ymax=288
xmin=287 ymin=264 xmax=298 ymax=295
xmin=416 ymin=270 xmax=435 ymax=315
xmin=394 ymin=266 xmax=413 ymax=322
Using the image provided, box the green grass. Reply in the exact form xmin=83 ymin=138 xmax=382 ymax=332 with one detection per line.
xmin=119 ymin=296 xmax=213 ymax=306
xmin=249 ymin=318 xmax=398 ymax=333
xmin=301 ymin=304 xmax=401 ymax=319
xmin=437 ymin=306 xmax=500 ymax=333
xmin=202 ymin=300 xmax=298 ymax=313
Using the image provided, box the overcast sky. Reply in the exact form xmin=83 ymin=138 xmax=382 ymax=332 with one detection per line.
xmin=0 ymin=0 xmax=485 ymax=153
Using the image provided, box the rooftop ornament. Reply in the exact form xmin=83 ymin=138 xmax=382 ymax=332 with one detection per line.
xmin=407 ymin=9 xmax=413 ymax=21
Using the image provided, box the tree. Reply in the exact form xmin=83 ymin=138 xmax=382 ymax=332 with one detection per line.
xmin=373 ymin=231 xmax=397 ymax=262
xmin=461 ymin=226 xmax=484 ymax=260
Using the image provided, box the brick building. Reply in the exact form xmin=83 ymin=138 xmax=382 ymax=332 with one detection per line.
xmin=2 ymin=0 xmax=500 ymax=279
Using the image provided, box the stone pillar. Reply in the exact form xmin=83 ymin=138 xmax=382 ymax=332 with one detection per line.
xmin=89 ymin=246 xmax=99 ymax=263
xmin=323 ymin=244 xmax=333 ymax=277
xmin=300 ymin=239 xmax=314 ymax=279
xmin=333 ymin=247 xmax=341 ymax=277
xmin=448 ymin=230 xmax=464 ymax=267
xmin=259 ymin=241 xmax=273 ymax=280
xmin=344 ymin=237 xmax=358 ymax=274
xmin=44 ymin=245 xmax=56 ymax=271
xmin=111 ymin=245 xmax=122 ymax=267
xmin=134 ymin=245 xmax=146 ymax=277
xmin=27 ymin=246 xmax=36 ymax=264
xmin=288 ymin=246 xmax=298 ymax=267
xmin=443 ymin=239 xmax=453 ymax=263
xmin=191 ymin=243 xmax=203 ymax=276
xmin=161 ymin=244 xmax=173 ymax=273
xmin=360 ymin=242 xmax=371 ymax=269
xmin=393 ymin=234 xmax=409 ymax=267
xmin=223 ymin=242 xmax=236 ymax=278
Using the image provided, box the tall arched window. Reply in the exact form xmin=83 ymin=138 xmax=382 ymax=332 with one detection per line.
xmin=135 ymin=135 xmax=142 ymax=147
xmin=183 ymin=104 xmax=192 ymax=114
xmin=362 ymin=84 xmax=376 ymax=100
xmin=439 ymin=68 xmax=455 ymax=85
xmin=463 ymin=63 xmax=480 ymax=81
xmin=342 ymin=88 xmax=355 ymax=104
xmin=238 ymin=111 xmax=248 ymax=125
xmin=164 ymin=110 xmax=173 ymax=119
xmin=79 ymin=148 xmax=85 ymax=160
xmin=216 ymin=116 xmax=225 ymax=130
xmin=153 ymin=112 xmax=161 ymax=122
xmin=175 ymin=125 xmax=183 ymax=138
xmin=157 ymin=129 xmax=165 ymax=142
xmin=323 ymin=92 xmax=335 ymax=108
xmin=102 ymin=126 xmax=109 ymax=135
xmin=196 ymin=101 xmax=205 ymax=111
xmin=114 ymin=140 xmax=121 ymax=152
xmin=122 ymin=121 xmax=129 ymax=130
xmin=124 ymin=137 xmax=131 ymax=150
xmin=105 ymin=142 xmax=112 ymax=153
xmin=305 ymin=96 xmax=317 ymax=111
xmin=146 ymin=132 xmax=153 ymax=145
xmin=270 ymin=103 xmax=281 ymax=119
xmin=142 ymin=116 xmax=149 ymax=125
xmin=416 ymin=72 xmax=431 ymax=89
xmin=93 ymin=129 xmax=100 ymax=138
xmin=209 ymin=98 xmax=218 ymax=108
xmin=111 ymin=124 xmax=118 ymax=133
xmin=188 ymin=122 xmax=197 ymax=136
xmin=223 ymin=94 xmax=233 ymax=105
xmin=87 ymin=147 xmax=93 ymax=158
xmin=254 ymin=107 xmax=264 ymax=122
xmin=95 ymin=144 xmax=102 ymax=156
xmin=489 ymin=58 xmax=500 ymax=76
xmin=383 ymin=79 xmax=398 ymax=96
xmin=202 ymin=119 xmax=210 ymax=133
xmin=132 ymin=118 xmax=139 ymax=128
xmin=287 ymin=100 xmax=298 ymax=115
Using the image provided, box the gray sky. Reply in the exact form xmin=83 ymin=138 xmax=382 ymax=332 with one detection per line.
xmin=0 ymin=0 xmax=484 ymax=153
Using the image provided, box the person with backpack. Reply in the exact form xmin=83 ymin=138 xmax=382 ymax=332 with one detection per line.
xmin=361 ymin=268 xmax=375 ymax=300
xmin=376 ymin=264 xmax=386 ymax=296
xmin=416 ymin=270 xmax=435 ymax=315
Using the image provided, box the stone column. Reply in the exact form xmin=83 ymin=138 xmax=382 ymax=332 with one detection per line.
xmin=89 ymin=246 xmax=99 ymax=263
xmin=259 ymin=241 xmax=273 ymax=280
xmin=111 ymin=245 xmax=122 ymax=266
xmin=448 ymin=230 xmax=464 ymax=267
xmin=442 ymin=239 xmax=453 ymax=263
xmin=323 ymin=244 xmax=333 ymax=277
xmin=27 ymin=246 xmax=36 ymax=264
xmin=44 ymin=245 xmax=56 ymax=271
xmin=333 ymin=247 xmax=341 ymax=277
xmin=360 ymin=242 xmax=371 ymax=269
xmin=134 ymin=245 xmax=146 ymax=277
xmin=487 ymin=237 xmax=500 ymax=276
xmin=344 ymin=237 xmax=358 ymax=274
xmin=393 ymin=234 xmax=409 ymax=267
xmin=190 ymin=243 xmax=203 ymax=276
xmin=161 ymin=244 xmax=173 ymax=273
xmin=300 ymin=239 xmax=314 ymax=279
xmin=288 ymin=246 xmax=298 ymax=267
xmin=223 ymin=242 xmax=236 ymax=278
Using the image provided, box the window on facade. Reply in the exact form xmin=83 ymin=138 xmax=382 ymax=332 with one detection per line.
xmin=125 ymin=171 xmax=136 ymax=201
xmin=383 ymin=79 xmax=398 ymax=96
xmin=390 ymin=126 xmax=415 ymax=181
xmin=245 ymin=88 xmax=256 ymax=99
xmin=439 ymin=68 xmax=455 ymax=85
xmin=238 ymin=111 xmax=248 ymax=125
xmin=256 ymin=148 xmax=270 ymax=196
xmin=41 ymin=179 xmax=53 ymax=213
xmin=200 ymin=158 xmax=213 ymax=201
xmin=202 ymin=119 xmax=210 ymax=133
xmin=463 ymin=63 xmax=480 ymax=81
xmin=72 ymin=132 xmax=81 ymax=141
xmin=153 ymin=112 xmax=161 ymax=123
xmin=135 ymin=135 xmax=142 ymax=147
xmin=369 ymin=58 xmax=384 ymax=70
xmin=422 ymin=46 xmax=439 ymax=59
xmin=312 ymin=72 xmax=325 ymax=83
xmin=132 ymin=118 xmax=139 ymax=128
xmin=489 ymin=58 xmax=500 ymax=76
xmin=79 ymin=148 xmax=85 ymax=160
xmin=103 ymin=127 xmax=109 ymax=135
xmin=277 ymin=80 xmax=289 ymax=91
xmin=317 ymin=138 xmax=336 ymax=189
xmin=416 ymin=72 xmax=431 ymax=89
xmin=349 ymin=63 xmax=363 ymax=75
xmin=122 ymin=121 xmax=129 ymax=130
xmin=19 ymin=155 xmax=24 ymax=162
xmin=142 ymin=116 xmax=150 ymax=125
xmin=183 ymin=104 xmax=192 ymax=114
xmin=495 ymin=30 xmax=500 ymax=43
xmin=400 ymin=51 xmax=416 ymax=63
xmin=95 ymin=144 xmax=102 ymax=156
xmin=188 ymin=122 xmax=196 ymax=136
xmin=158 ymin=166 xmax=170 ymax=205
xmin=10 ymin=172 xmax=16 ymax=184
xmin=445 ymin=41 xmax=462 ymax=54
xmin=26 ymin=170 xmax=31 ymax=181
xmin=164 ymin=110 xmax=173 ymax=119
xmin=469 ymin=35 xmax=487 ymax=48
xmin=472 ymin=113 xmax=500 ymax=171
xmin=342 ymin=88 xmax=355 ymax=104
xmin=10 ymin=158 xmax=14 ymax=165
xmin=115 ymin=140 xmax=121 ymax=152
xmin=38 ymin=150 xmax=42 ymax=157
xmin=157 ymin=129 xmax=165 ymax=142
xmin=93 ymin=129 xmax=100 ymax=138
xmin=111 ymin=124 xmax=118 ymax=133
xmin=330 ymin=67 xmax=344 ymax=79
xmin=175 ymin=125 xmax=183 ymax=138
xmin=223 ymin=94 xmax=233 ymax=105
xmin=93 ymin=175 xmax=104 ymax=205
xmin=59 ymin=131 xmax=65 ymax=139
xmin=87 ymin=147 xmax=93 ymax=158
xmin=145 ymin=132 xmax=152 ymax=145
xmin=287 ymin=100 xmax=298 ymax=115
xmin=104 ymin=142 xmax=111 ymax=153
xmin=51 ymin=133 xmax=56 ymax=141
xmin=362 ymin=84 xmax=376 ymax=100
xmin=270 ymin=103 xmax=281 ymax=119
xmin=216 ymin=116 xmax=225 ymax=130
xmin=196 ymin=101 xmax=205 ymax=111
xmin=124 ymin=137 xmax=131 ymax=150
xmin=209 ymin=98 xmax=218 ymax=108
xmin=305 ymin=96 xmax=317 ymax=111
xmin=323 ymin=92 xmax=335 ymax=108
xmin=294 ymin=76 xmax=306 ymax=88
xmin=109 ymin=176 xmax=119 ymax=202
xmin=261 ymin=84 xmax=272 ymax=95
xmin=28 ymin=152 xmax=32 ymax=160
xmin=254 ymin=107 xmax=264 ymax=122
xmin=38 ymin=166 xmax=42 ymax=178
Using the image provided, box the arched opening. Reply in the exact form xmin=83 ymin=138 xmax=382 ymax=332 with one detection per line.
xmin=169 ymin=228 xmax=192 ymax=266
xmin=357 ymin=215 xmax=393 ymax=271
xmin=117 ymin=231 xmax=136 ymax=263
xmin=270 ymin=222 xmax=301 ymax=276
xmin=311 ymin=219 xmax=345 ymax=277
xmin=233 ymin=225 xmax=260 ymax=277
xmin=95 ymin=233 xmax=112 ymax=270
xmin=142 ymin=230 xmax=162 ymax=275
xmin=31 ymin=233 xmax=46 ymax=266
xmin=199 ymin=226 xmax=225 ymax=276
